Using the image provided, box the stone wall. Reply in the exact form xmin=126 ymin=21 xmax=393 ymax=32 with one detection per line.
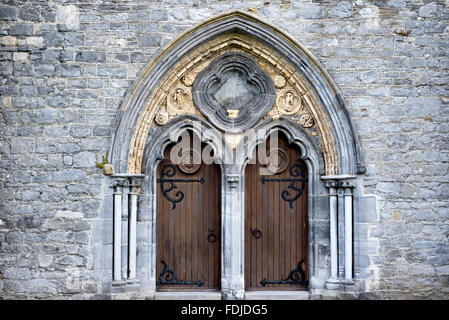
xmin=0 ymin=0 xmax=448 ymax=299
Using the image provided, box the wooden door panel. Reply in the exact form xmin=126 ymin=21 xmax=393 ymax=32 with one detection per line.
xmin=156 ymin=143 xmax=221 ymax=291
xmin=245 ymin=134 xmax=309 ymax=290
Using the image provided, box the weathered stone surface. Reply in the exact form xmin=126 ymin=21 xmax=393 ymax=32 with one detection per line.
xmin=418 ymin=2 xmax=438 ymax=18
xmin=328 ymin=1 xmax=353 ymax=19
xmin=18 ymin=6 xmax=42 ymax=22
xmin=0 ymin=6 xmax=17 ymax=21
xmin=302 ymin=4 xmax=324 ymax=19
xmin=406 ymin=97 xmax=441 ymax=117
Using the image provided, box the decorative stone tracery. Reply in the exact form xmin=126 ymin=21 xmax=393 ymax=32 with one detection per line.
xmin=126 ymin=32 xmax=340 ymax=175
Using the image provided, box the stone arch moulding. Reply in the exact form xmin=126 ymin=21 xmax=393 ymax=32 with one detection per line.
xmin=109 ymin=10 xmax=365 ymax=177
xmin=105 ymin=10 xmax=367 ymax=299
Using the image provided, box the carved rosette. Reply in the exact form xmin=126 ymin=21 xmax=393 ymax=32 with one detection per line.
xmin=181 ymin=73 xmax=195 ymax=86
xmin=266 ymin=148 xmax=289 ymax=174
xmin=178 ymin=149 xmax=201 ymax=174
xmin=276 ymin=89 xmax=303 ymax=115
xmin=273 ymin=75 xmax=287 ymax=88
xmin=299 ymin=113 xmax=315 ymax=128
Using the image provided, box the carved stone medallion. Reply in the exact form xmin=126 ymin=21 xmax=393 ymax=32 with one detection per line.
xmin=276 ymin=89 xmax=302 ymax=115
xmin=192 ymin=52 xmax=276 ymax=133
xmin=167 ymin=88 xmax=191 ymax=115
xmin=299 ymin=113 xmax=315 ymax=128
xmin=266 ymin=148 xmax=289 ymax=174
xmin=154 ymin=110 xmax=169 ymax=126
xmin=178 ymin=149 xmax=201 ymax=174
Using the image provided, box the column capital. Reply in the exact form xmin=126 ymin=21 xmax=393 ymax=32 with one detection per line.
xmin=325 ymin=180 xmax=338 ymax=191
xmin=339 ymin=180 xmax=355 ymax=189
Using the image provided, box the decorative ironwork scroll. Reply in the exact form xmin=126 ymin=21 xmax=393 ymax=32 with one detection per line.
xmin=261 ymin=162 xmax=308 ymax=209
xmin=260 ymin=260 xmax=308 ymax=287
xmin=157 ymin=164 xmax=204 ymax=210
xmin=156 ymin=261 xmax=204 ymax=286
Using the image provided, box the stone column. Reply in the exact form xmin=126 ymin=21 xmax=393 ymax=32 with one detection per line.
xmin=221 ymin=173 xmax=245 ymax=300
xmin=128 ymin=176 xmax=144 ymax=282
xmin=342 ymin=181 xmax=354 ymax=281
xmin=128 ymin=184 xmax=138 ymax=281
xmin=325 ymin=181 xmax=339 ymax=289
xmin=121 ymin=181 xmax=129 ymax=280
xmin=113 ymin=183 xmax=123 ymax=283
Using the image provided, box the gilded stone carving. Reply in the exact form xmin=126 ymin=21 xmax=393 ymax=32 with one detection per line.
xmin=299 ymin=113 xmax=314 ymax=128
xmin=276 ymin=89 xmax=303 ymax=115
xmin=273 ymin=75 xmax=286 ymax=88
xmin=167 ymin=88 xmax=191 ymax=115
xmin=154 ymin=109 xmax=169 ymax=126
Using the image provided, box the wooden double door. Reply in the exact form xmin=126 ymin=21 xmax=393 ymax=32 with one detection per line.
xmin=156 ymin=134 xmax=308 ymax=292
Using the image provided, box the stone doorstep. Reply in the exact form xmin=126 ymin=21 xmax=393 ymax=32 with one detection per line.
xmin=154 ymin=291 xmax=310 ymax=300
xmin=155 ymin=291 xmax=222 ymax=300
xmin=245 ymin=291 xmax=310 ymax=300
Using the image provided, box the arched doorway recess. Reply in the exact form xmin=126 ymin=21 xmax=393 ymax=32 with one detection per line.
xmin=106 ymin=10 xmax=364 ymax=300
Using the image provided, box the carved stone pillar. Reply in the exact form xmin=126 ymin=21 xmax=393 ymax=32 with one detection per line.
xmin=128 ymin=176 xmax=144 ymax=282
xmin=325 ymin=181 xmax=339 ymax=289
xmin=221 ymin=172 xmax=245 ymax=300
xmin=342 ymin=181 xmax=354 ymax=281
xmin=112 ymin=175 xmax=144 ymax=286
xmin=113 ymin=183 xmax=123 ymax=283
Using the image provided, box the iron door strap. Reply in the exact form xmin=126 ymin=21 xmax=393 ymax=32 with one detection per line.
xmin=261 ymin=161 xmax=307 ymax=209
xmin=260 ymin=260 xmax=308 ymax=286
xmin=250 ymin=228 xmax=262 ymax=239
xmin=157 ymin=163 xmax=205 ymax=210
xmin=156 ymin=261 xmax=204 ymax=287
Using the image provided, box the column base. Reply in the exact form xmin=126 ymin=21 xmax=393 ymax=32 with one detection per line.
xmin=112 ymin=280 xmax=126 ymax=287
xmin=340 ymin=279 xmax=355 ymax=286
xmin=126 ymin=278 xmax=140 ymax=286
xmin=325 ymin=278 xmax=340 ymax=290
xmin=222 ymin=289 xmax=245 ymax=300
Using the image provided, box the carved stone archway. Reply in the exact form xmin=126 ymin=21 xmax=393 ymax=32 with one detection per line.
xmin=106 ymin=10 xmax=364 ymax=300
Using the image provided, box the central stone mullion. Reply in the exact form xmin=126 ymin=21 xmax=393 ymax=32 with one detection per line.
xmin=221 ymin=170 xmax=245 ymax=300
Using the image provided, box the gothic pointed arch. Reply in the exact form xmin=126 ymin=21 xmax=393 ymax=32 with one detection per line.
xmin=109 ymin=10 xmax=364 ymax=176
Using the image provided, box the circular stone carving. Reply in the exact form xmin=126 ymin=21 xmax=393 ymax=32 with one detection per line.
xmin=154 ymin=110 xmax=169 ymax=126
xmin=178 ymin=149 xmax=201 ymax=174
xmin=192 ymin=52 xmax=276 ymax=133
xmin=181 ymin=73 xmax=195 ymax=86
xmin=299 ymin=113 xmax=315 ymax=128
xmin=266 ymin=148 xmax=289 ymax=174
xmin=273 ymin=75 xmax=287 ymax=88
xmin=276 ymin=89 xmax=302 ymax=115
xmin=167 ymin=88 xmax=191 ymax=115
